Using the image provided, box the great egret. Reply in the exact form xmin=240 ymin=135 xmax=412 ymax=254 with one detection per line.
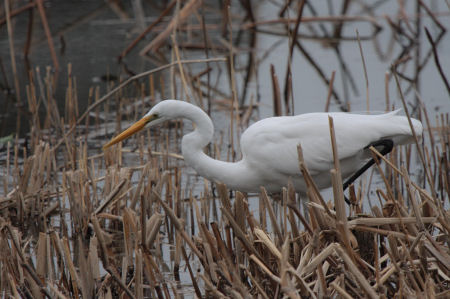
xmin=103 ymin=100 xmax=423 ymax=194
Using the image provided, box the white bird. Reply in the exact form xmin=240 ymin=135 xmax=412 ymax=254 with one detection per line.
xmin=103 ymin=100 xmax=423 ymax=194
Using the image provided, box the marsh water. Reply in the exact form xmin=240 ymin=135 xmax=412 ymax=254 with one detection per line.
xmin=0 ymin=1 xmax=449 ymax=297
xmin=1 ymin=2 xmax=449 ymax=137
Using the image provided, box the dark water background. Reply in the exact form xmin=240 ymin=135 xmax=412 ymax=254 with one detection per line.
xmin=0 ymin=1 xmax=449 ymax=140
xmin=0 ymin=1 xmax=153 ymax=137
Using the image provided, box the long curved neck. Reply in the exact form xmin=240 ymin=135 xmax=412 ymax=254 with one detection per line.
xmin=179 ymin=105 xmax=247 ymax=187
xmin=179 ymin=104 xmax=214 ymax=155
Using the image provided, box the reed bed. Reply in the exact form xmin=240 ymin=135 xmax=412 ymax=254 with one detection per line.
xmin=1 ymin=1 xmax=449 ymax=298
xmin=0 ymin=67 xmax=449 ymax=298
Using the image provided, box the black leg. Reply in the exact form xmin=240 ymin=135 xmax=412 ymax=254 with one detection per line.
xmin=343 ymin=139 xmax=394 ymax=205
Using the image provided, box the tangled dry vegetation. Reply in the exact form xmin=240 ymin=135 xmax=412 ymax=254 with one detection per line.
xmin=0 ymin=70 xmax=449 ymax=298
xmin=0 ymin=0 xmax=449 ymax=298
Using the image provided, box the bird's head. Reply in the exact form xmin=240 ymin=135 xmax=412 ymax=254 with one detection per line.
xmin=102 ymin=100 xmax=177 ymax=150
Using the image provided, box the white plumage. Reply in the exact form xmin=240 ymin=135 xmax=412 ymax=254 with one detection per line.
xmin=104 ymin=100 xmax=423 ymax=193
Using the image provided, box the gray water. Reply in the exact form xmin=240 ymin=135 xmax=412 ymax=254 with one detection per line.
xmin=1 ymin=1 xmax=448 ymax=135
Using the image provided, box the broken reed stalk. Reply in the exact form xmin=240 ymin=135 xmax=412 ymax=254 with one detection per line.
xmin=226 ymin=3 xmax=241 ymax=162
xmin=393 ymin=70 xmax=437 ymax=198
xmin=171 ymin=34 xmax=191 ymax=101
xmin=271 ymin=64 xmax=282 ymax=116
xmin=260 ymin=187 xmax=283 ymax=241
xmin=35 ymin=0 xmax=59 ymax=71
xmin=152 ymin=190 xmax=205 ymax=261
xmin=356 ymin=29 xmax=370 ymax=111
xmin=324 ymin=70 xmax=336 ymax=112
xmin=384 ymin=71 xmax=390 ymax=111
xmin=5 ymin=0 xmax=21 ymax=105
xmin=297 ymin=144 xmax=333 ymax=218
xmin=327 ymin=117 xmax=347 ymax=225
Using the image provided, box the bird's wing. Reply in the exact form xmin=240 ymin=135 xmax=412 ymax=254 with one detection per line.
xmin=240 ymin=112 xmax=403 ymax=178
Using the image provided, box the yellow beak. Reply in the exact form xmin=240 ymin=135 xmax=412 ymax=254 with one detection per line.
xmin=103 ymin=115 xmax=156 ymax=150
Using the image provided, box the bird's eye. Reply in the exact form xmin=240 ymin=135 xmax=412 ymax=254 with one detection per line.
xmin=145 ymin=113 xmax=159 ymax=123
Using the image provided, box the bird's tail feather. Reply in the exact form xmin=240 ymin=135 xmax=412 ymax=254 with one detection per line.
xmin=389 ymin=116 xmax=423 ymax=145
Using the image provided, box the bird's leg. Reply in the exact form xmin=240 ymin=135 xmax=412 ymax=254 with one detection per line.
xmin=343 ymin=139 xmax=394 ymax=205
